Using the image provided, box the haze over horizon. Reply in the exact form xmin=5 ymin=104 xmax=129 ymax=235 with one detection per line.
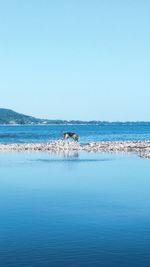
xmin=0 ymin=0 xmax=150 ymax=121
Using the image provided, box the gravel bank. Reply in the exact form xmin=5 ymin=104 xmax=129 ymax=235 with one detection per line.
xmin=0 ymin=140 xmax=150 ymax=158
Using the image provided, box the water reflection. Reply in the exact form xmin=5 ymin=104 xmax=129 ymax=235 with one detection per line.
xmin=31 ymin=151 xmax=113 ymax=165
xmin=0 ymin=152 xmax=150 ymax=267
xmin=50 ymin=150 xmax=79 ymax=159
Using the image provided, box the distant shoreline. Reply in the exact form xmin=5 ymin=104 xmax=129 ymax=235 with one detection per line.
xmin=0 ymin=122 xmax=150 ymax=126
xmin=0 ymin=140 xmax=150 ymax=158
xmin=1 ymin=108 xmax=150 ymax=126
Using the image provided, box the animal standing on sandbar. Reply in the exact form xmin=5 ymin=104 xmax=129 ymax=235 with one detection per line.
xmin=63 ymin=132 xmax=80 ymax=142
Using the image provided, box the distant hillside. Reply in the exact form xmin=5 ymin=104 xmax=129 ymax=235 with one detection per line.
xmin=0 ymin=108 xmax=150 ymax=125
xmin=0 ymin=109 xmax=74 ymax=125
xmin=0 ymin=109 xmax=44 ymax=125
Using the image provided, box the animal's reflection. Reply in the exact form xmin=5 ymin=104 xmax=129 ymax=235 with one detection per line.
xmin=49 ymin=150 xmax=79 ymax=159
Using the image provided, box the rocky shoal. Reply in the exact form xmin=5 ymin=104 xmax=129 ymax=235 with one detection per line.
xmin=0 ymin=140 xmax=150 ymax=158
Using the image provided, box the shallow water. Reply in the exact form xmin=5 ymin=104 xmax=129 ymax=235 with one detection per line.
xmin=0 ymin=152 xmax=150 ymax=266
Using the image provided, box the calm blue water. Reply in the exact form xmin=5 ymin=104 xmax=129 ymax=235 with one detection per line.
xmin=0 ymin=152 xmax=150 ymax=267
xmin=0 ymin=124 xmax=150 ymax=144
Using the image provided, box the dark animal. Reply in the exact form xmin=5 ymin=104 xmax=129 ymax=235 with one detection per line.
xmin=63 ymin=132 xmax=80 ymax=142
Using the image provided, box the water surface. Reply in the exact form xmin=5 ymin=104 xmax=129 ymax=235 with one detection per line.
xmin=0 ymin=123 xmax=150 ymax=143
xmin=0 ymin=152 xmax=150 ymax=266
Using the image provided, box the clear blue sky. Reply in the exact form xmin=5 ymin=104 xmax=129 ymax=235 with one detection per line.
xmin=0 ymin=0 xmax=150 ymax=121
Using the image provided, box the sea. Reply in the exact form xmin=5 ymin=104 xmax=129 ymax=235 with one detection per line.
xmin=0 ymin=123 xmax=150 ymax=143
xmin=0 ymin=124 xmax=150 ymax=267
